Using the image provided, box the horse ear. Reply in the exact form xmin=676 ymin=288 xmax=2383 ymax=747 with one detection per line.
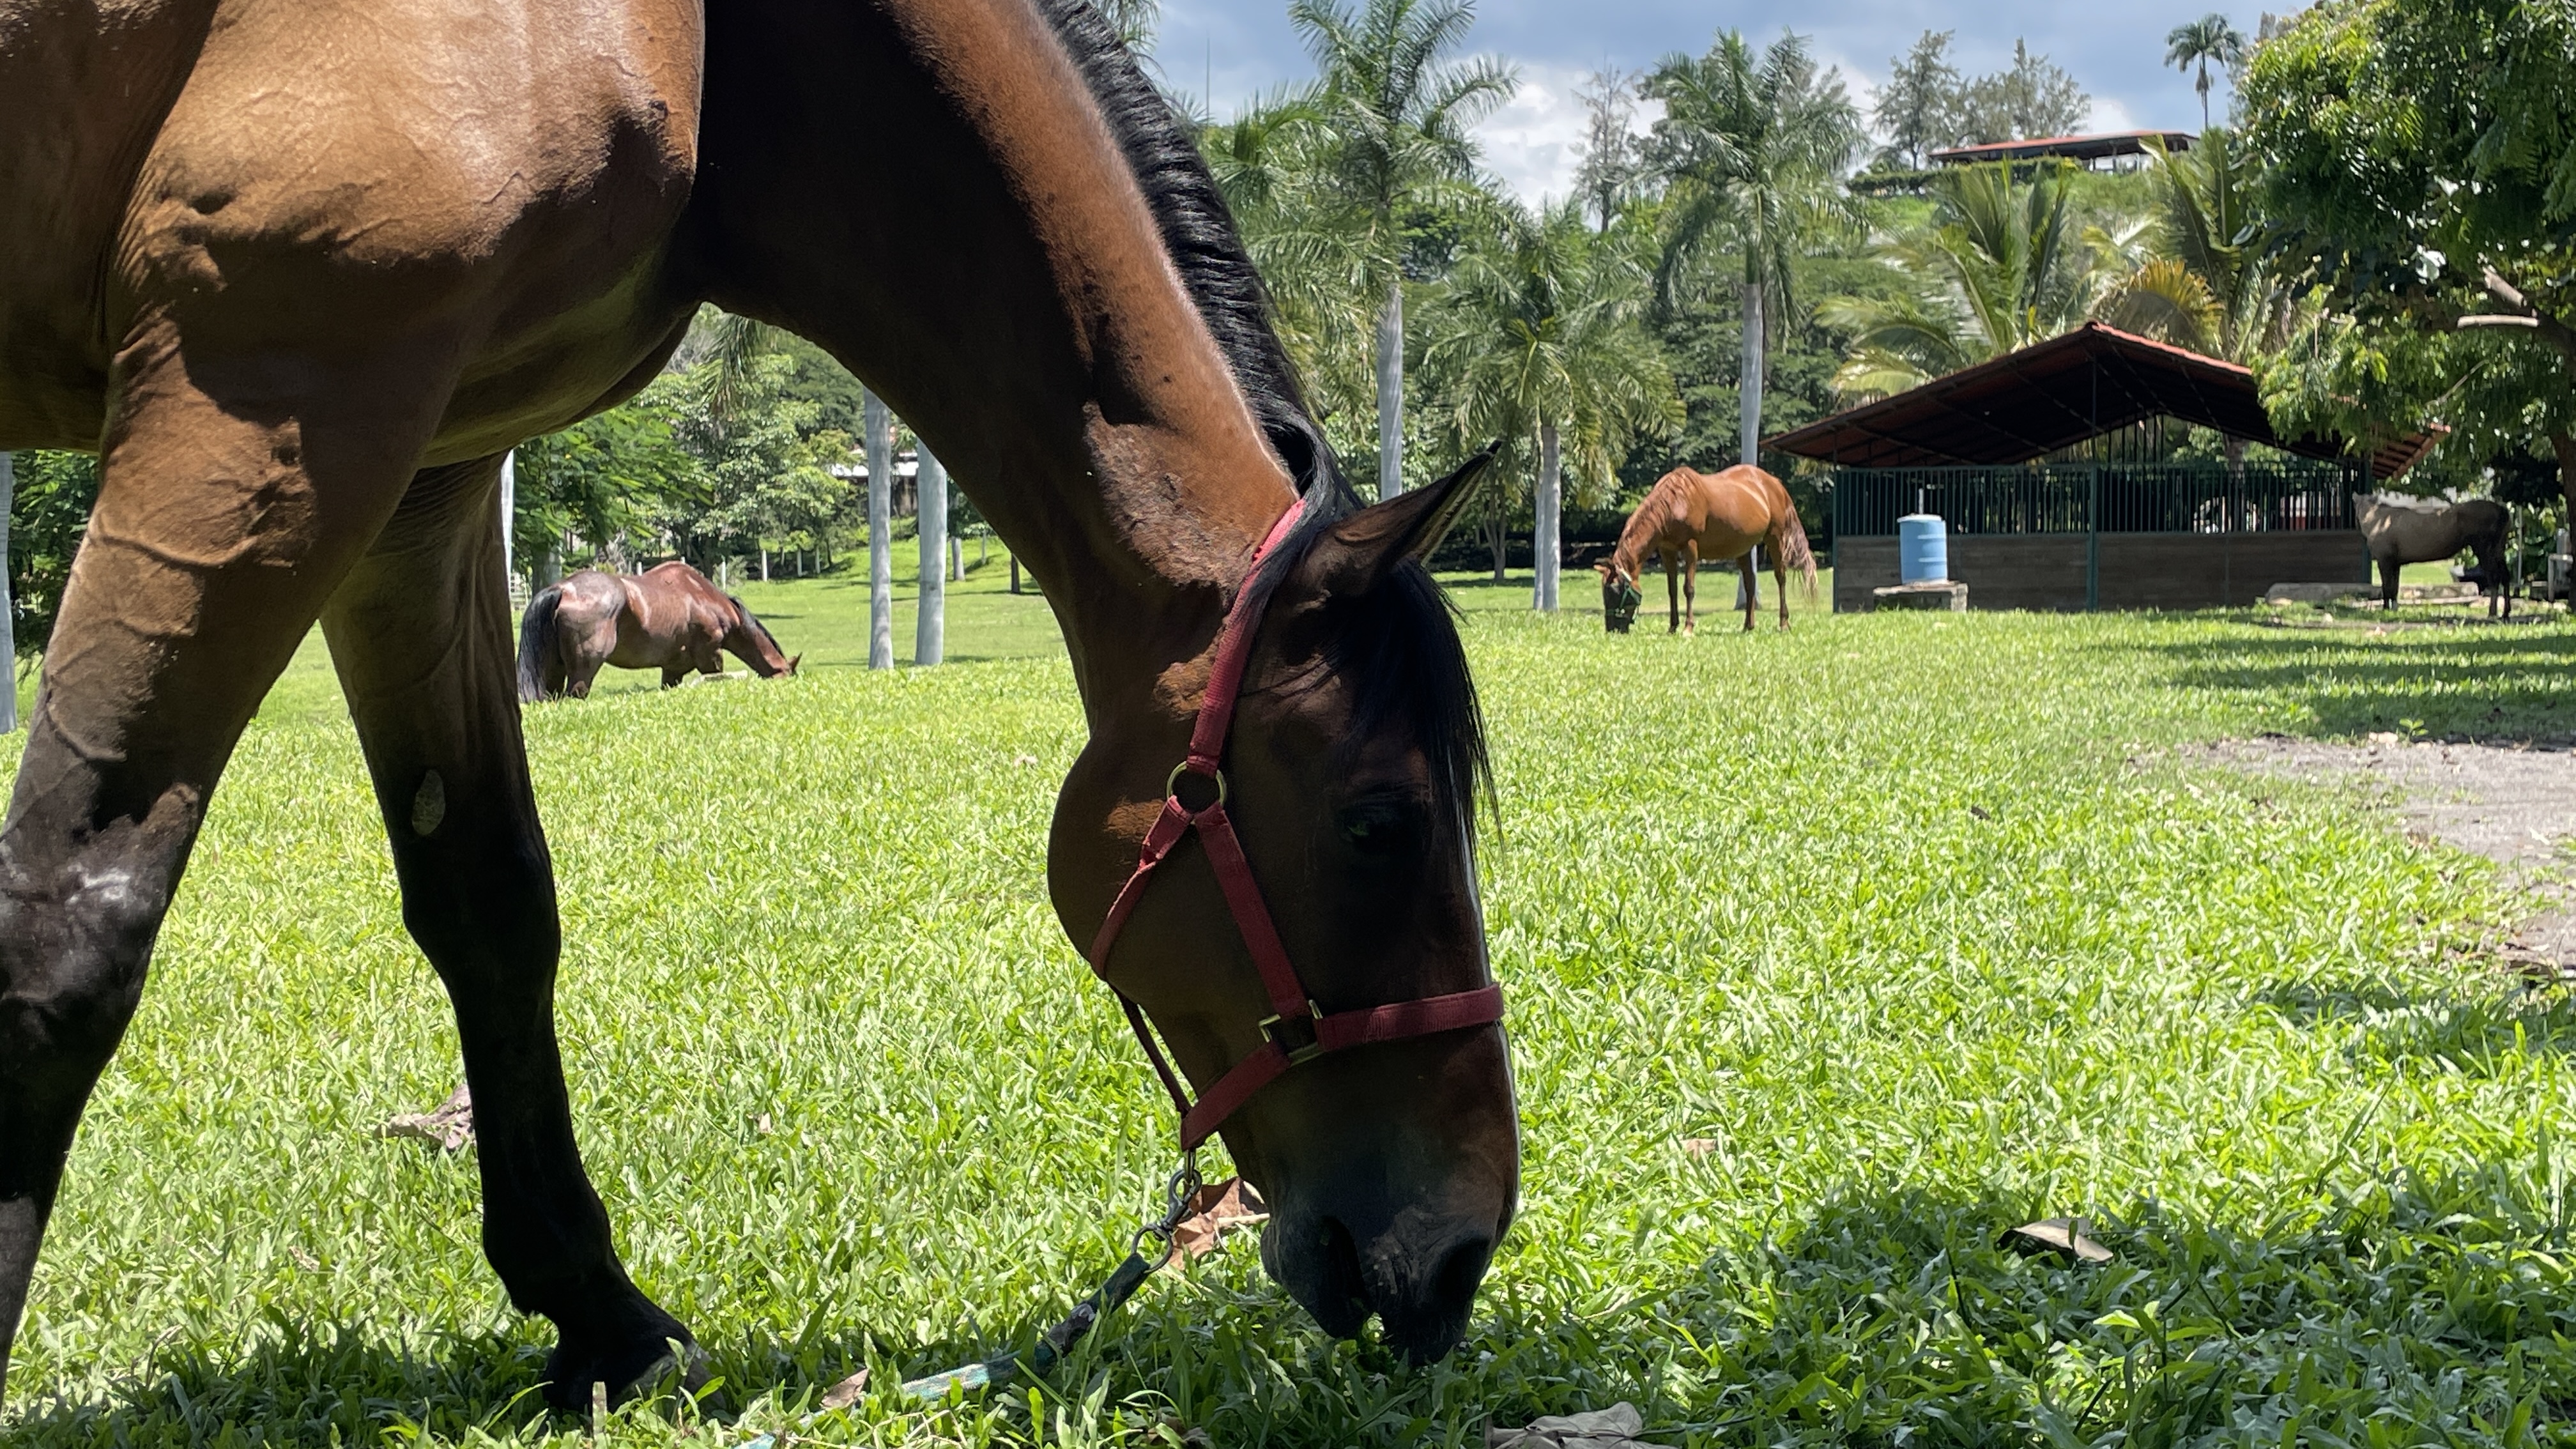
xmin=788 ymin=654 xmax=802 ymax=676
xmin=1309 ymin=448 xmax=1498 ymax=595
xmin=1593 ymin=561 xmax=1614 ymax=579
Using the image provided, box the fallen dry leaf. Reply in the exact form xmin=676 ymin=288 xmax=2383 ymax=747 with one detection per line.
xmin=1487 ymin=1402 xmax=1676 ymax=1448
xmin=1678 ymin=1138 xmax=1717 ymax=1158
xmin=378 ymin=1084 xmax=473 ymax=1152
xmin=1165 ymin=1177 xmax=1269 ymax=1268
xmin=2000 ymin=1217 xmax=2113 ymax=1263
xmin=818 ymin=1368 xmax=869 ymax=1411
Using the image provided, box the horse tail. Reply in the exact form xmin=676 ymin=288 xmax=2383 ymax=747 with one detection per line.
xmin=517 ymin=584 xmax=565 ymax=702
xmin=1770 ymin=491 xmax=1820 ymax=601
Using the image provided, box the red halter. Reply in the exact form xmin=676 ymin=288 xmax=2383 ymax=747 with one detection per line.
xmin=1085 ymin=498 xmax=1506 ymax=1152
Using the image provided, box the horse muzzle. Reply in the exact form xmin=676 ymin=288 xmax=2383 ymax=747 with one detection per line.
xmin=1260 ymin=1200 xmax=1501 ymax=1362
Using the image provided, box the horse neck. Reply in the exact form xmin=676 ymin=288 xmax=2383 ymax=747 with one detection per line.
xmin=689 ymin=0 xmax=1292 ymax=709
xmin=1614 ymin=479 xmax=1676 ymax=576
xmin=724 ymin=606 xmax=792 ymax=676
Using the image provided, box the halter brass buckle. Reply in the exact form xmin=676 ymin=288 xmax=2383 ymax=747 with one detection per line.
xmin=1260 ymin=1001 xmax=1326 ymax=1065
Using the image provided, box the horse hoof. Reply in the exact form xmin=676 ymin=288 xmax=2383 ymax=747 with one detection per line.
xmin=541 ymin=1316 xmax=707 ymax=1415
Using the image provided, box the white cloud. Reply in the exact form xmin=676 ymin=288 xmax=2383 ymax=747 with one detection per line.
xmin=1470 ymin=59 xmax=1665 ymax=206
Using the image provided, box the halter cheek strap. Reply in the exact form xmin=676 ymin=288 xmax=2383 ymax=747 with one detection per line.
xmin=1084 ymin=498 xmax=1506 ymax=1153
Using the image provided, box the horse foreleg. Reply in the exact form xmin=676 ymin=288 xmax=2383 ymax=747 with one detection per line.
xmin=0 ymin=349 xmax=431 ymax=1404
xmin=1662 ymin=549 xmax=1682 ymax=633
xmin=2380 ymin=555 xmax=2402 ymax=609
xmin=1681 ymin=544 xmax=1699 ymax=636
xmin=321 ymin=456 xmax=696 ymax=1412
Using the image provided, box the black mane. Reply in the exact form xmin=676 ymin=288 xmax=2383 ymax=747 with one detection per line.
xmin=1037 ymin=0 xmax=1489 ymax=829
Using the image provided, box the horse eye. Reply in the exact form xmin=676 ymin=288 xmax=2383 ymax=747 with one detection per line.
xmin=1337 ymin=800 xmax=1422 ymax=859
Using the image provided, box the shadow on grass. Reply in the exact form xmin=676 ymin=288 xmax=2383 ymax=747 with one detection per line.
xmin=2117 ymin=617 xmax=2576 ymax=743
xmin=19 ymin=1173 xmax=2576 ymax=1447
xmin=2250 ymin=974 xmax=2576 ymax=1067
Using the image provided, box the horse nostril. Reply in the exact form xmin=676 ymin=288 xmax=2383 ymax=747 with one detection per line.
xmin=1429 ymin=1232 xmax=1493 ymax=1308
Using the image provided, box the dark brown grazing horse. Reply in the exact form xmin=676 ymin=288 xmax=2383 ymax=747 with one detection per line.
xmin=0 ymin=0 xmax=1514 ymax=1410
xmin=1597 ymin=465 xmax=1818 ymax=633
xmin=518 ymin=562 xmax=798 ymax=699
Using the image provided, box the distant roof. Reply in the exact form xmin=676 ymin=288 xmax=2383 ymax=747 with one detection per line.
xmin=1763 ymin=323 xmax=2437 ymax=480
xmin=1929 ymin=130 xmax=2196 ymax=165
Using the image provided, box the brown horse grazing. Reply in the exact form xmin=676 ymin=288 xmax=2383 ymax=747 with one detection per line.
xmin=0 ymin=0 xmax=1514 ymax=1411
xmin=518 ymin=562 xmax=799 ymax=700
xmin=1596 ymin=465 xmax=1818 ymax=633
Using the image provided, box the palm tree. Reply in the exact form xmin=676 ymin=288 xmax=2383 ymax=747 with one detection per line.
xmin=1202 ymin=91 xmax=1380 ymax=422
xmin=2165 ymin=14 xmax=2247 ymax=129
xmin=1644 ymin=31 xmax=1863 ymax=470
xmin=1422 ymin=201 xmax=1680 ymax=610
xmin=1289 ymin=0 xmax=1515 ymax=497
xmin=2099 ymin=129 xmax=2300 ymax=364
xmin=2097 ymin=127 xmax=2310 ymax=470
xmin=1817 ymin=161 xmax=2109 ymax=399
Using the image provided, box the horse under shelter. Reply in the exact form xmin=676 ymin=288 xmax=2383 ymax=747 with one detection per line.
xmin=1765 ymin=324 xmax=2437 ymax=612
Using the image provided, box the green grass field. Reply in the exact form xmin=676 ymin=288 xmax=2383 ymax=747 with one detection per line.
xmin=3 ymin=546 xmax=2575 ymax=1447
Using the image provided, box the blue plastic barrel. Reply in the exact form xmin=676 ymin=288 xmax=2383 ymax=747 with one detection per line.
xmin=1897 ymin=514 xmax=1949 ymax=583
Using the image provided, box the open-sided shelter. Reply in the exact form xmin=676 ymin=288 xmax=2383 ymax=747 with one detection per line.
xmin=1765 ymin=324 xmax=2435 ymax=611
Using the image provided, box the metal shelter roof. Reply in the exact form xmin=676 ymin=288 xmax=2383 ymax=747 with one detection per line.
xmin=1762 ymin=323 xmax=2436 ymax=480
xmin=1929 ymin=130 xmax=2196 ymax=165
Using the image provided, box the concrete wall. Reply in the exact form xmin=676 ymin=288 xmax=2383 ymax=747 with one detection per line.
xmin=1832 ymin=531 xmax=2372 ymax=612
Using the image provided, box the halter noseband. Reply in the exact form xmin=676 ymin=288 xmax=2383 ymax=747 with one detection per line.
xmin=1085 ymin=498 xmax=1506 ymax=1152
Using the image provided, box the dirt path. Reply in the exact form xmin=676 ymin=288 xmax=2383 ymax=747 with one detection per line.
xmin=2200 ymin=734 xmax=2576 ymax=968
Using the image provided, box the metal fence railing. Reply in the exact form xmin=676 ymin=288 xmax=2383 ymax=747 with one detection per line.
xmin=1830 ymin=463 xmax=2363 ymax=537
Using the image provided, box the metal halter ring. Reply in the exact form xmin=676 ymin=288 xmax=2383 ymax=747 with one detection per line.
xmin=1166 ymin=760 xmax=1228 ymax=809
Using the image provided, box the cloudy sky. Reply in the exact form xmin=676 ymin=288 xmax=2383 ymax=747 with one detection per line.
xmin=1149 ymin=1 xmax=2269 ymax=202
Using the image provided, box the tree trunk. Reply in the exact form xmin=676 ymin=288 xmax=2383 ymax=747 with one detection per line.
xmin=1491 ymin=504 xmax=1506 ymax=581
xmin=864 ymin=388 xmax=895 ymax=670
xmin=535 ymin=547 xmax=562 ymax=590
xmin=498 ymin=450 xmax=516 ymax=588
xmin=760 ymin=548 xmax=769 ymax=581
xmin=915 ymin=443 xmax=947 ymax=666
xmin=949 ymin=534 xmax=963 ymax=581
xmin=1533 ymin=422 xmax=1562 ymax=612
xmin=1376 ymin=280 xmax=1404 ymax=499
xmin=1740 ymin=273 xmax=1766 ymax=468
xmin=2552 ymin=431 xmax=2576 ymax=528
xmin=0 ymin=452 xmax=15 ymax=734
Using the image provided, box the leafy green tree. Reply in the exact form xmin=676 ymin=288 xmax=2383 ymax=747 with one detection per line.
xmin=6 ymin=450 xmax=98 ymax=660
xmin=1572 ymin=66 xmax=1648 ymax=231
xmin=661 ymin=352 xmax=854 ymax=572
xmin=2244 ymin=0 xmax=2576 ymax=515
xmin=2165 ymin=14 xmax=2248 ymax=129
xmin=1818 ymin=162 xmax=2105 ymax=398
xmin=1422 ymin=201 xmax=1680 ymax=610
xmin=1954 ymin=41 xmax=2090 ymax=144
xmin=1288 ymin=0 xmax=1515 ymax=498
xmin=1646 ymin=30 xmax=1863 ymax=468
xmin=510 ymin=378 xmax=703 ymax=575
xmin=1874 ymin=31 xmax=1963 ymax=169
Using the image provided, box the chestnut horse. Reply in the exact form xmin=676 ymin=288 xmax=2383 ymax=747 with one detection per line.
xmin=518 ymin=562 xmax=799 ymax=699
xmin=1597 ymin=465 xmax=1817 ymax=632
xmin=0 ymin=0 xmax=1514 ymax=1409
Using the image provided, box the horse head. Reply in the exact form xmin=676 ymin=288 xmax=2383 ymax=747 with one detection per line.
xmin=1054 ymin=454 xmax=1516 ymax=1365
xmin=1596 ymin=562 xmax=1642 ymax=632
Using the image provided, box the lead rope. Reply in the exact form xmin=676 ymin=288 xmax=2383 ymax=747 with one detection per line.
xmin=734 ymin=501 xmax=1300 ymax=1444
